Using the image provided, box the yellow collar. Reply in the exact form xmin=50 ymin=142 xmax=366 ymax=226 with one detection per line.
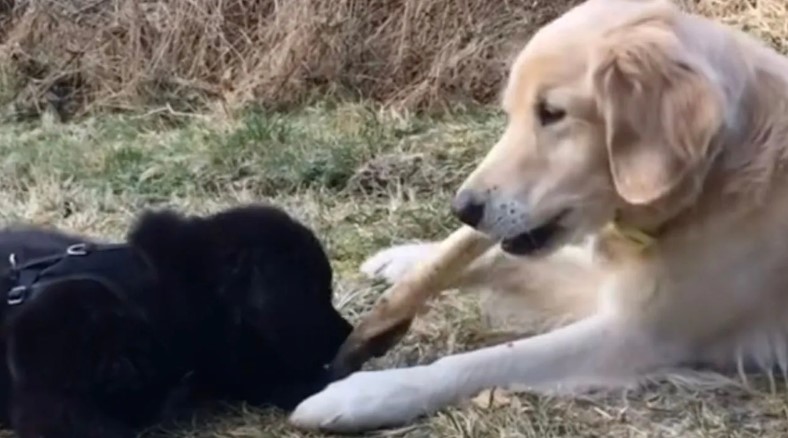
xmin=604 ymin=220 xmax=657 ymax=250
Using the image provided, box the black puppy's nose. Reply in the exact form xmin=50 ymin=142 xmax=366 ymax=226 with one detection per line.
xmin=451 ymin=190 xmax=485 ymax=227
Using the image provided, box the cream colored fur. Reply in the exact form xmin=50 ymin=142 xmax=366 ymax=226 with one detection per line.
xmin=290 ymin=0 xmax=788 ymax=432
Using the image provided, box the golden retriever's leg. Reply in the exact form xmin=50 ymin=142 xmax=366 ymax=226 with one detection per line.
xmin=474 ymin=244 xmax=604 ymax=334
xmin=361 ymin=242 xmax=502 ymax=295
xmin=359 ymin=237 xmax=552 ymax=291
xmin=360 ymin=240 xmax=506 ymax=292
xmin=292 ymin=313 xmax=686 ymax=432
xmin=330 ymin=226 xmax=495 ymax=378
xmin=362 ymin=238 xmax=603 ymax=334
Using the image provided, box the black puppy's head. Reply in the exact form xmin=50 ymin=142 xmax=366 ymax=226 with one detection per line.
xmin=128 ymin=204 xmax=353 ymax=387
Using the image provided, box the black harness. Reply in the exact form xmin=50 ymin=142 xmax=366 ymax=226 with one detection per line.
xmin=5 ymin=242 xmax=199 ymax=402
xmin=6 ymin=242 xmax=156 ymax=307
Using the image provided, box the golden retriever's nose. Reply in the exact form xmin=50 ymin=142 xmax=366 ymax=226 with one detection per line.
xmin=451 ymin=190 xmax=485 ymax=227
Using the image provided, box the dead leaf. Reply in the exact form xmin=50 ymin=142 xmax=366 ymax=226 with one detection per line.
xmin=471 ymin=387 xmax=513 ymax=409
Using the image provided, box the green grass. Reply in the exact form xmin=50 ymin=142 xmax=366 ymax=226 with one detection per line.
xmin=0 ymin=103 xmax=786 ymax=437
xmin=0 ymin=103 xmax=500 ymax=269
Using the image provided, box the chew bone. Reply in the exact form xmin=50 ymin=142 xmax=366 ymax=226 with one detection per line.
xmin=330 ymin=226 xmax=495 ymax=378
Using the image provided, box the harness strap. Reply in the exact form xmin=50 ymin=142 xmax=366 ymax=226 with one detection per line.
xmin=6 ymin=242 xmax=141 ymax=306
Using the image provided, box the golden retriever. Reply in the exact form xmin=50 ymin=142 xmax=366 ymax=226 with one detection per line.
xmin=290 ymin=0 xmax=788 ymax=432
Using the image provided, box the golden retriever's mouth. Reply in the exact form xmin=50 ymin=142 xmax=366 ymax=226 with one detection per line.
xmin=500 ymin=210 xmax=568 ymax=256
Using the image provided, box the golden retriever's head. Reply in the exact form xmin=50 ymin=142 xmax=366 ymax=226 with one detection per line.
xmin=452 ymin=0 xmax=725 ymax=255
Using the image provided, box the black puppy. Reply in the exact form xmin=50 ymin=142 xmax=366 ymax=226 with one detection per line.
xmin=0 ymin=204 xmax=352 ymax=437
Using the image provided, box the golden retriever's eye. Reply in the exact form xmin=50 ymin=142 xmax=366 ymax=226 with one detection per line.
xmin=536 ymin=100 xmax=566 ymax=126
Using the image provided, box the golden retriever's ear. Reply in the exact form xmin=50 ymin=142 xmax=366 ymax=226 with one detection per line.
xmin=591 ymin=21 xmax=723 ymax=205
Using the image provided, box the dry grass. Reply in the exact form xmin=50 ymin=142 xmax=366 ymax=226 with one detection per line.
xmin=2 ymin=0 xmax=785 ymax=118
xmin=0 ymin=0 xmax=581 ymax=119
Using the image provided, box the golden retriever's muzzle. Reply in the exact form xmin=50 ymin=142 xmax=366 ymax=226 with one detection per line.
xmin=451 ymin=189 xmax=568 ymax=256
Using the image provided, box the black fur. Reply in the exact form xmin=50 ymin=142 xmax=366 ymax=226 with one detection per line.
xmin=0 ymin=204 xmax=353 ymax=437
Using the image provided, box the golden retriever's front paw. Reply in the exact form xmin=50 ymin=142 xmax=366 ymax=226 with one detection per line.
xmin=289 ymin=367 xmax=443 ymax=433
xmin=360 ymin=243 xmax=438 ymax=284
